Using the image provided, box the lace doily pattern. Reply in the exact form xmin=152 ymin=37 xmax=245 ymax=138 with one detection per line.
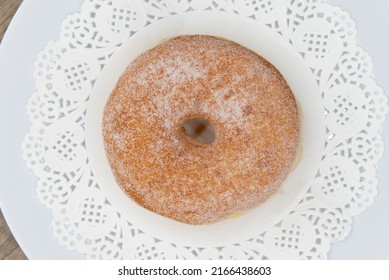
xmin=22 ymin=0 xmax=388 ymax=259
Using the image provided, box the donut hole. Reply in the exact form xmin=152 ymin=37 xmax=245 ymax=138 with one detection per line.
xmin=182 ymin=118 xmax=215 ymax=145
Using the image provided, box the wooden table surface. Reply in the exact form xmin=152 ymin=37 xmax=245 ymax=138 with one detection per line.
xmin=0 ymin=0 xmax=27 ymax=260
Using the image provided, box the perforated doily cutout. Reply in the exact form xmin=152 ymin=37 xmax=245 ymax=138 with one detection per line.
xmin=22 ymin=0 xmax=388 ymax=259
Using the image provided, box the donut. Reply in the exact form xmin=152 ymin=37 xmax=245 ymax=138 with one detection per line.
xmin=103 ymin=35 xmax=300 ymax=225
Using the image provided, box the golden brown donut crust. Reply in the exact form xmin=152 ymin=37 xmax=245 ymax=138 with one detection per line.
xmin=103 ymin=35 xmax=300 ymax=225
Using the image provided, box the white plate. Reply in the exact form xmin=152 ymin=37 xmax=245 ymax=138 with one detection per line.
xmin=86 ymin=11 xmax=324 ymax=247
xmin=0 ymin=0 xmax=388 ymax=259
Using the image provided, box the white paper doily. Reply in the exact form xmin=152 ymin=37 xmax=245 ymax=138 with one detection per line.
xmin=22 ymin=0 xmax=388 ymax=260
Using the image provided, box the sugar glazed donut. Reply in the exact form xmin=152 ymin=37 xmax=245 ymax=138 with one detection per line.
xmin=103 ymin=35 xmax=300 ymax=224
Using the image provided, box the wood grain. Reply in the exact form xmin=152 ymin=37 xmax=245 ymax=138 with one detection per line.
xmin=0 ymin=0 xmax=27 ymax=260
xmin=0 ymin=211 xmax=26 ymax=259
xmin=0 ymin=0 xmax=22 ymax=41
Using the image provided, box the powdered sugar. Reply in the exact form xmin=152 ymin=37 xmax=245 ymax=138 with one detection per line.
xmin=103 ymin=35 xmax=300 ymax=224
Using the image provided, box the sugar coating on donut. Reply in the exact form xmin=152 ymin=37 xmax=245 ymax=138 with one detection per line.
xmin=103 ymin=35 xmax=300 ymax=225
